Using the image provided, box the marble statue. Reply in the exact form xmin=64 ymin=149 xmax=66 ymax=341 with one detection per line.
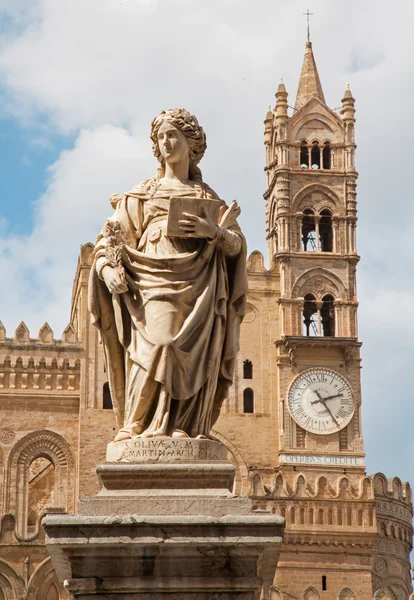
xmin=88 ymin=108 xmax=247 ymax=441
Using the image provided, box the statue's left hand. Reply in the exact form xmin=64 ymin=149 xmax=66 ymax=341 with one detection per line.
xmin=179 ymin=210 xmax=217 ymax=239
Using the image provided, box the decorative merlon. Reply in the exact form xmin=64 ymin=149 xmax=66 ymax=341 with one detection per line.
xmin=0 ymin=322 xmax=79 ymax=346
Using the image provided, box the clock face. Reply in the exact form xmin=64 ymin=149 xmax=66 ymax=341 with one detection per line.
xmin=288 ymin=368 xmax=355 ymax=435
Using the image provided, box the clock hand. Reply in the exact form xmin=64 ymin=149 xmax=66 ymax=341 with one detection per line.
xmin=323 ymin=393 xmax=344 ymax=402
xmin=320 ymin=399 xmax=340 ymax=428
xmin=311 ymin=393 xmax=343 ymax=405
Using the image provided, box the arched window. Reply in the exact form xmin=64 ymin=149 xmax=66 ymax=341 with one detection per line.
xmin=300 ymin=140 xmax=308 ymax=168
xmin=323 ymin=141 xmax=331 ymax=169
xmin=27 ymin=456 xmax=55 ymax=534
xmin=243 ymin=388 xmax=254 ymax=413
xmin=321 ymin=294 xmax=335 ymax=337
xmin=302 ymin=209 xmax=317 ymax=251
xmin=103 ymin=382 xmax=113 ymax=409
xmin=303 ymin=294 xmax=318 ymax=336
xmin=311 ymin=141 xmax=320 ymax=169
xmin=252 ymin=473 xmax=261 ymax=495
xmin=339 ymin=588 xmax=355 ymax=600
xmin=303 ymin=586 xmax=319 ymax=600
xmin=8 ymin=430 xmax=75 ymax=538
xmin=319 ymin=209 xmax=333 ymax=251
xmin=45 ymin=583 xmax=59 ymax=600
xmin=243 ymin=360 xmax=253 ymax=379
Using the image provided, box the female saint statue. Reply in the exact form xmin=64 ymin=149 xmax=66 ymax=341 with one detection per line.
xmin=89 ymin=108 xmax=247 ymax=441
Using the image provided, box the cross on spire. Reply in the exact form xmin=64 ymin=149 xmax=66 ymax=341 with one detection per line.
xmin=303 ymin=9 xmax=313 ymax=42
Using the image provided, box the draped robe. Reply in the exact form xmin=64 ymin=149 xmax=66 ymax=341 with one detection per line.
xmin=88 ymin=178 xmax=247 ymax=438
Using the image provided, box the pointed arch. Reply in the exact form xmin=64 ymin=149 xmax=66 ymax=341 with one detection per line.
xmin=273 ymin=473 xmax=288 ymax=498
xmin=247 ymin=250 xmax=266 ymax=273
xmin=292 ymin=183 xmax=341 ymax=213
xmin=26 ymin=557 xmax=63 ymax=600
xmin=292 ymin=267 xmax=346 ymax=300
xmin=80 ymin=242 xmax=94 ymax=265
xmin=252 ymin=473 xmax=263 ymax=496
xmin=338 ymin=589 xmax=355 ymax=600
xmin=270 ymin=587 xmax=284 ymax=600
xmin=210 ymin=429 xmax=249 ymax=495
xmin=6 ymin=430 xmax=75 ymax=537
xmin=373 ymin=590 xmax=397 ymax=600
xmin=293 ymin=473 xmax=307 ymax=497
xmin=290 ymin=98 xmax=343 ymax=139
xmin=303 ymin=586 xmax=320 ymax=600
xmin=0 ymin=559 xmax=25 ymax=599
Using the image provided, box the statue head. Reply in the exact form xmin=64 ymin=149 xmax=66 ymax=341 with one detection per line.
xmin=150 ymin=108 xmax=207 ymax=166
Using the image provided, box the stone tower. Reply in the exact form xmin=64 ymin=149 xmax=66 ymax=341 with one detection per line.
xmin=216 ymin=40 xmax=412 ymax=599
xmin=264 ymin=41 xmax=361 ymax=465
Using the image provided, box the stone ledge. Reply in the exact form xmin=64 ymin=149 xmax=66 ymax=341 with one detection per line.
xmin=43 ymin=513 xmax=285 ymax=527
xmin=96 ymin=462 xmax=236 ymax=496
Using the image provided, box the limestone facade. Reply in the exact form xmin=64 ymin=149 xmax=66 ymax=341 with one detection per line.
xmin=0 ymin=41 xmax=412 ymax=599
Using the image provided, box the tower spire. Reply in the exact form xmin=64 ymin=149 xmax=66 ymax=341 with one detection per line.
xmin=295 ymin=41 xmax=326 ymax=111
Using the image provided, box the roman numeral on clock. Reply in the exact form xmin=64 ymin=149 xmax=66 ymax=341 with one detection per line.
xmin=337 ymin=408 xmax=348 ymax=419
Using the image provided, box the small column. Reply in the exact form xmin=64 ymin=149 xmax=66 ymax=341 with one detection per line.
xmin=332 ymin=217 xmax=339 ymax=252
xmin=314 ymin=215 xmax=321 ymax=251
xmin=299 ymin=298 xmax=305 ymax=336
xmin=315 ymin=300 xmax=323 ymax=336
xmin=334 ymin=302 xmax=340 ymax=337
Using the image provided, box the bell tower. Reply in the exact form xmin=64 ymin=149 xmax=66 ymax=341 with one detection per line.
xmin=264 ymin=41 xmax=362 ymax=461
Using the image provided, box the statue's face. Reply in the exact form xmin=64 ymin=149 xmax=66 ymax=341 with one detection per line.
xmin=157 ymin=121 xmax=189 ymax=164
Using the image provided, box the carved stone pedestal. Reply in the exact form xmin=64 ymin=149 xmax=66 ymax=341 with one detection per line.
xmin=43 ymin=439 xmax=284 ymax=600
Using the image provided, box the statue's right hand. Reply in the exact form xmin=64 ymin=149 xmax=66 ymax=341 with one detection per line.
xmin=102 ymin=266 xmax=128 ymax=294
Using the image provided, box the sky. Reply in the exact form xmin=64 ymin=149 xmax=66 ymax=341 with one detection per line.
xmin=0 ymin=0 xmax=413 ymax=488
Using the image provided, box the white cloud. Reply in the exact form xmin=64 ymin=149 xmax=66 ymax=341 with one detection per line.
xmin=0 ymin=125 xmax=153 ymax=335
xmin=1 ymin=0 xmax=414 ymax=484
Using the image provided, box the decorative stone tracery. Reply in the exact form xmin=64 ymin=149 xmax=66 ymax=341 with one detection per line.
xmin=6 ymin=430 xmax=75 ymax=537
xmin=0 ymin=559 xmax=25 ymax=599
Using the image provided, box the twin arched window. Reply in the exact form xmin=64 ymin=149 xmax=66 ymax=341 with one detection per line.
xmin=300 ymin=140 xmax=331 ymax=170
xmin=302 ymin=208 xmax=333 ymax=252
xmin=303 ymin=294 xmax=335 ymax=337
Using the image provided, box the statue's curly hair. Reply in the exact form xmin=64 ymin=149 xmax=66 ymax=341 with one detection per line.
xmin=150 ymin=108 xmax=207 ymax=166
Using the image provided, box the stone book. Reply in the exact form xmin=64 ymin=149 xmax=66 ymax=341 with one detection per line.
xmin=166 ymin=196 xmax=222 ymax=237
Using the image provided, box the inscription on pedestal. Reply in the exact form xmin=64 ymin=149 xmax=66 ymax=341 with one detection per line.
xmin=106 ymin=438 xmax=228 ymax=463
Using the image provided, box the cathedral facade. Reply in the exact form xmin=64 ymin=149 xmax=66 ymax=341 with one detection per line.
xmin=0 ymin=42 xmax=412 ymax=599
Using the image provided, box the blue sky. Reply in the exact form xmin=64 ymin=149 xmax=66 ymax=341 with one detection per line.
xmin=0 ymin=0 xmax=413 ymax=492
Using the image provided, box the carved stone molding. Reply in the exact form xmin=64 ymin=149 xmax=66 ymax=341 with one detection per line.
xmin=0 ymin=429 xmax=15 ymax=446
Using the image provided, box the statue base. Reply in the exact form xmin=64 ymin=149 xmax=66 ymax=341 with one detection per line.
xmin=43 ymin=439 xmax=284 ymax=600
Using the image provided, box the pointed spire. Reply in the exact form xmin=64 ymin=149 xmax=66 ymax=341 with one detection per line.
xmin=295 ymin=41 xmax=326 ymax=111
xmin=341 ymin=83 xmax=356 ymax=121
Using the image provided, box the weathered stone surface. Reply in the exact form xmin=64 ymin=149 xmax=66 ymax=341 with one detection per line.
xmin=44 ymin=513 xmax=284 ymax=598
xmin=107 ymin=437 xmax=228 ymax=463
xmin=96 ymin=462 xmax=236 ymax=496
xmin=44 ymin=441 xmax=284 ymax=599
